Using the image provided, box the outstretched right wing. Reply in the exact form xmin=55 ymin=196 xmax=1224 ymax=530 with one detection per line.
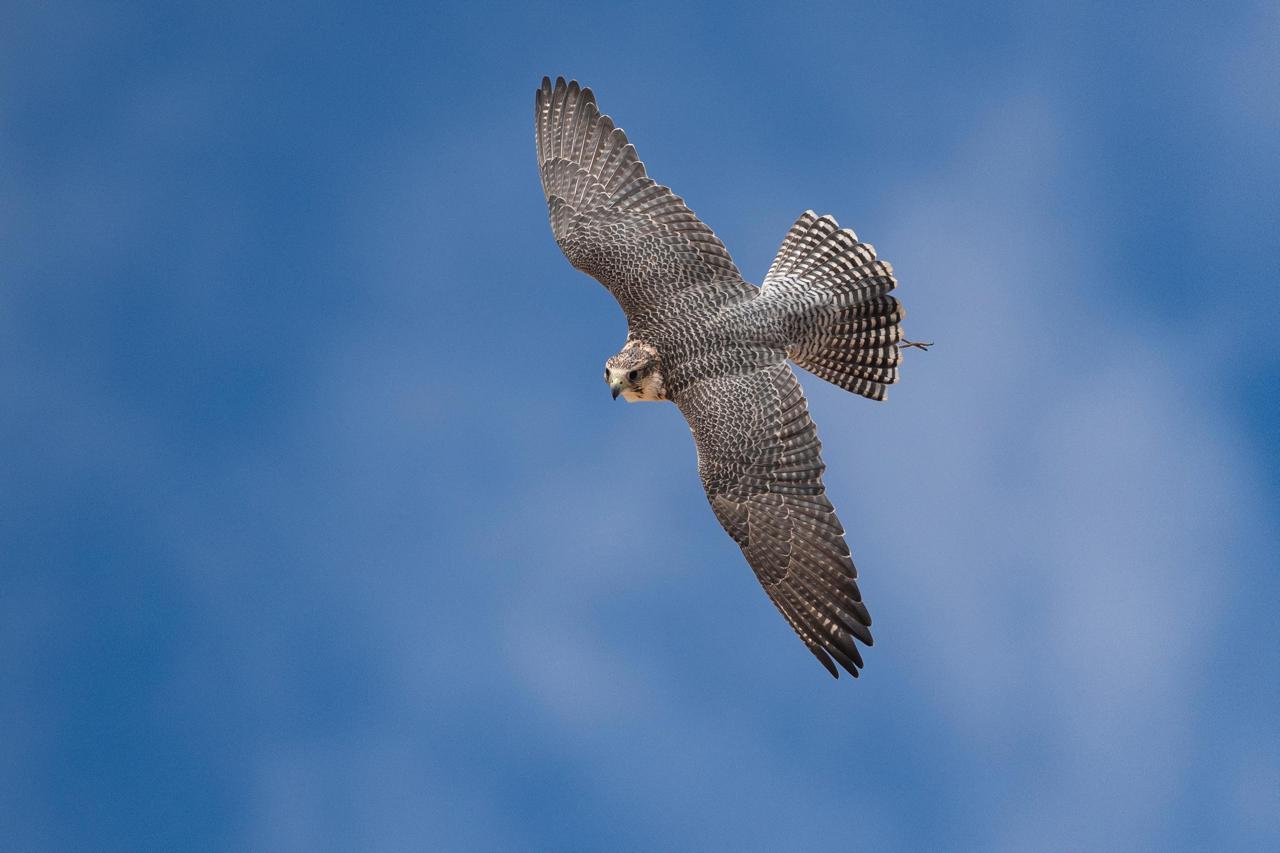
xmin=535 ymin=76 xmax=750 ymax=319
xmin=675 ymin=364 xmax=874 ymax=678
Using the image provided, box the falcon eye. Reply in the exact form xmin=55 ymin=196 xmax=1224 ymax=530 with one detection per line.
xmin=627 ymin=370 xmax=638 ymax=382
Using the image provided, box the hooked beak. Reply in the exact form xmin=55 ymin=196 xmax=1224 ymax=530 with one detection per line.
xmin=610 ymin=382 xmax=622 ymax=400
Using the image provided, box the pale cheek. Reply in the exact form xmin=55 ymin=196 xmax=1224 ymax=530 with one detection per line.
xmin=623 ymin=374 xmax=666 ymax=403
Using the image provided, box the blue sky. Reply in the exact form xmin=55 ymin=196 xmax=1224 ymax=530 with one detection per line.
xmin=4 ymin=1 xmax=1278 ymax=850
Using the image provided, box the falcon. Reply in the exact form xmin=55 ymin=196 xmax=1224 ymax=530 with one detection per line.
xmin=534 ymin=77 xmax=928 ymax=678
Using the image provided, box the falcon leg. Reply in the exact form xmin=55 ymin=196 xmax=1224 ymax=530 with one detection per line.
xmin=898 ymin=338 xmax=933 ymax=351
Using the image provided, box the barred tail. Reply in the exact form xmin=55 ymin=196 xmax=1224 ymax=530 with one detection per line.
xmin=764 ymin=211 xmax=906 ymax=402
xmin=789 ymin=295 xmax=905 ymax=401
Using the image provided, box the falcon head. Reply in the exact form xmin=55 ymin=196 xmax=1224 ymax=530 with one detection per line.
xmin=605 ymin=341 xmax=666 ymax=402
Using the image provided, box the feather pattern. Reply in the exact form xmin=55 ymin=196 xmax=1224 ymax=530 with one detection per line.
xmin=763 ymin=211 xmax=907 ymax=401
xmin=535 ymin=76 xmax=749 ymax=320
xmin=678 ymin=366 xmax=874 ymax=678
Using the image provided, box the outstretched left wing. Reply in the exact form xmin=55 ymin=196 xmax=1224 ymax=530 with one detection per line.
xmin=535 ymin=76 xmax=750 ymax=320
xmin=675 ymin=364 xmax=874 ymax=678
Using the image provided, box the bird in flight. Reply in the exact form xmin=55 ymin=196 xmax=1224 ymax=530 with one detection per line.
xmin=534 ymin=77 xmax=928 ymax=678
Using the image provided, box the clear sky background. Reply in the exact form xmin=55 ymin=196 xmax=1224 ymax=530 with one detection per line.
xmin=4 ymin=2 xmax=1279 ymax=850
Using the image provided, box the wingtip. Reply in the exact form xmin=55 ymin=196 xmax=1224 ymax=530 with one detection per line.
xmin=829 ymin=643 xmax=864 ymax=677
xmin=542 ymin=76 xmax=595 ymax=103
xmin=810 ymin=645 xmax=840 ymax=678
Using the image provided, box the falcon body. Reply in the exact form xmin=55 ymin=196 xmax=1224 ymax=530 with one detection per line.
xmin=536 ymin=77 xmax=920 ymax=679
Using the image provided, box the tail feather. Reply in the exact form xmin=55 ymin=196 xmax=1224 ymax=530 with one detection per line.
xmin=764 ymin=212 xmax=908 ymax=401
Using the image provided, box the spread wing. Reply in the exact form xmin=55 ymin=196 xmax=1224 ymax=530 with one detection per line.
xmin=676 ymin=365 xmax=874 ymax=678
xmin=534 ymin=76 xmax=749 ymax=319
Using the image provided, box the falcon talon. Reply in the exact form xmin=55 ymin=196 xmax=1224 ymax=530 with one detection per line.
xmin=537 ymin=76 xmax=926 ymax=680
